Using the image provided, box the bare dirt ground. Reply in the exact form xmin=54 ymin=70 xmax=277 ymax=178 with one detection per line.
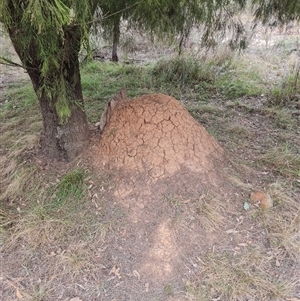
xmin=1 ymin=22 xmax=300 ymax=301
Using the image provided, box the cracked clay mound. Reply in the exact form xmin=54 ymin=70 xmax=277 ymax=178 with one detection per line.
xmin=95 ymin=93 xmax=224 ymax=179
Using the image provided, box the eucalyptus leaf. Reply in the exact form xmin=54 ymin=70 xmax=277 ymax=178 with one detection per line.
xmin=243 ymin=202 xmax=250 ymax=211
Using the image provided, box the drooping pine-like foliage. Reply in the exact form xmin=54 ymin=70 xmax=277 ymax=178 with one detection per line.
xmin=98 ymin=0 xmax=248 ymax=52
xmin=0 ymin=0 xmax=96 ymax=122
xmin=251 ymin=0 xmax=300 ymax=24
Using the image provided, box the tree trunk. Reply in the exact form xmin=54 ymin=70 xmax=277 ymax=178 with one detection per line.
xmin=38 ymin=93 xmax=90 ymax=161
xmin=112 ymin=17 xmax=120 ymax=62
xmin=8 ymin=25 xmax=90 ymax=161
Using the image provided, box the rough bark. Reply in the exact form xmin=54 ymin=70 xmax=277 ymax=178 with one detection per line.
xmin=7 ymin=24 xmax=90 ymax=161
xmin=112 ymin=17 xmax=120 ymax=62
xmin=38 ymin=95 xmax=90 ymax=161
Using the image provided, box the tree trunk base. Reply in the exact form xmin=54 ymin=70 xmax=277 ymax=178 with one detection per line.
xmin=40 ymin=106 xmax=90 ymax=161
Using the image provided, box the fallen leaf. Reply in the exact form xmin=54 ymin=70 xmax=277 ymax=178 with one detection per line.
xmin=16 ymin=287 xmax=23 ymax=299
xmin=109 ymin=265 xmax=121 ymax=279
xmin=69 ymin=297 xmax=82 ymax=301
xmin=133 ymin=269 xmax=140 ymax=280
xmin=243 ymin=202 xmax=250 ymax=210
xmin=92 ymin=198 xmax=99 ymax=208
xmin=226 ymin=229 xmax=239 ymax=234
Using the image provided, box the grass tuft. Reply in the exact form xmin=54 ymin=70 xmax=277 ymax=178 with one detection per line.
xmin=268 ymin=65 xmax=300 ymax=105
xmin=152 ymin=56 xmax=214 ymax=88
xmin=259 ymin=145 xmax=300 ymax=177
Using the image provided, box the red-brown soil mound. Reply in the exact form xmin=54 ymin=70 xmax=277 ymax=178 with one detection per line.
xmin=88 ymin=93 xmax=231 ymax=290
xmin=94 ymin=93 xmax=224 ymax=179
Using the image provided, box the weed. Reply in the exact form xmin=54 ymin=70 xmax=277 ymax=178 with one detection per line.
xmin=261 ymin=106 xmax=296 ymax=129
xmin=187 ymin=103 xmax=220 ymax=116
xmin=56 ymin=169 xmax=85 ymax=199
xmin=214 ymin=53 xmax=267 ymax=99
xmin=163 ymin=283 xmax=174 ymax=297
xmin=217 ymin=75 xmax=263 ymax=98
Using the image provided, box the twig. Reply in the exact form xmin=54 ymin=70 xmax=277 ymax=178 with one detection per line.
xmin=0 ymin=57 xmax=24 ymax=69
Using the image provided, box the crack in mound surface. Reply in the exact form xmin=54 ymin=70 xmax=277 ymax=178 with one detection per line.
xmin=95 ymin=94 xmax=224 ymax=179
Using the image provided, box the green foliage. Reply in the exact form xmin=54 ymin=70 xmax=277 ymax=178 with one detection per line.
xmin=252 ymin=0 xmax=300 ymax=24
xmin=152 ymin=56 xmax=215 ymax=88
xmin=48 ymin=169 xmax=86 ymax=212
xmin=0 ymin=0 xmax=95 ymax=123
xmin=217 ymin=76 xmax=263 ymax=98
xmin=57 ymin=169 xmax=85 ymax=199
xmin=128 ymin=0 xmax=248 ymax=49
xmin=268 ymin=67 xmax=300 ymax=105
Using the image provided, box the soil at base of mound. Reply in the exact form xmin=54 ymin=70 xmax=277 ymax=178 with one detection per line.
xmin=83 ymin=163 xmax=246 ymax=301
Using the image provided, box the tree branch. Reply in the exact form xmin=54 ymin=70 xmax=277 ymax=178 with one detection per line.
xmin=0 ymin=56 xmax=25 ymax=69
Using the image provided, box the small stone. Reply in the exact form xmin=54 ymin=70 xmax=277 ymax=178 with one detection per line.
xmin=250 ymin=191 xmax=273 ymax=210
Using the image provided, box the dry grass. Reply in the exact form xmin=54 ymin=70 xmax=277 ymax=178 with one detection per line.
xmin=185 ymin=183 xmax=299 ymax=301
xmin=192 ymin=194 xmax=227 ymax=230
xmin=1 ymin=167 xmax=117 ymax=301
xmin=259 ymin=146 xmax=300 ymax=177
xmin=265 ymin=182 xmax=300 ymax=261
xmin=186 ymin=248 xmax=298 ymax=301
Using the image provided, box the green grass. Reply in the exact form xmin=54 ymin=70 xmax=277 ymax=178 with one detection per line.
xmin=268 ymin=67 xmax=300 ymax=105
xmin=151 ymin=56 xmax=215 ymax=93
xmin=81 ymin=55 xmax=226 ymax=123
xmin=81 ymin=61 xmax=153 ymax=123
xmin=1 ymin=83 xmax=37 ymax=111
xmin=217 ymin=76 xmax=262 ymax=98
xmin=44 ymin=168 xmax=86 ymax=214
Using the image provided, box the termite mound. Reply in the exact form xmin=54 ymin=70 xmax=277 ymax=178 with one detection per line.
xmin=94 ymin=93 xmax=224 ymax=180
